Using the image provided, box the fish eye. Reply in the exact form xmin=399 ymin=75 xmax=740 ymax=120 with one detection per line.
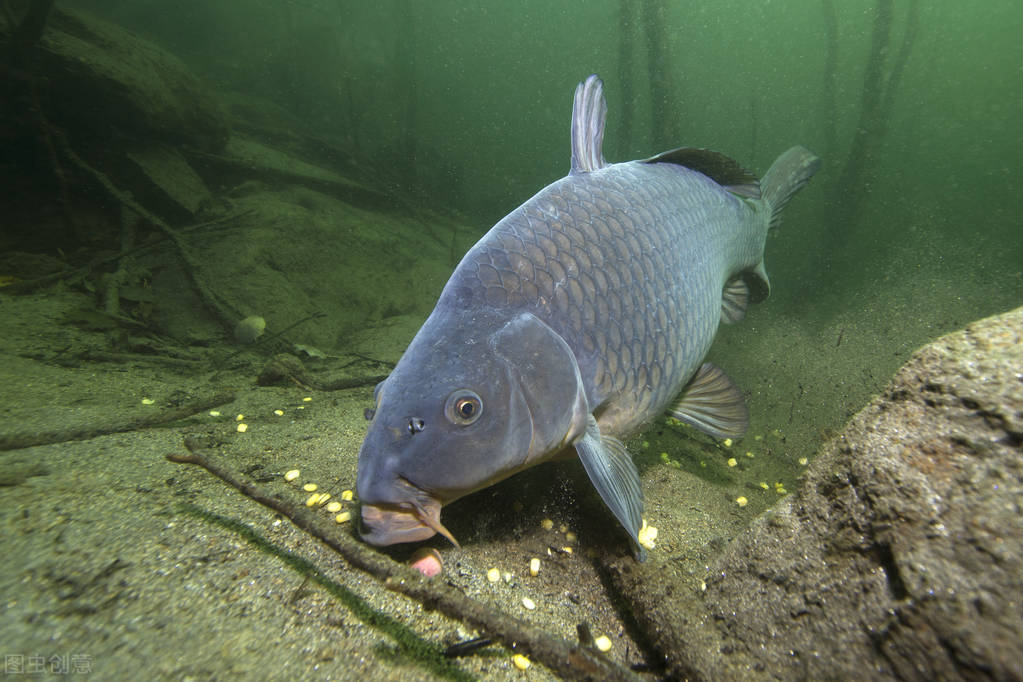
xmin=444 ymin=390 xmax=482 ymax=426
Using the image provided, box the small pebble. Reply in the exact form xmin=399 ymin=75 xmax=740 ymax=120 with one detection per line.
xmin=274 ymin=409 xmax=284 ymax=416
xmin=236 ymin=423 xmax=248 ymax=433
xmin=284 ymin=469 xmax=300 ymax=482
xmin=594 ymin=635 xmax=612 ymax=652
xmin=529 ymin=558 xmax=540 ymax=576
xmin=209 ymin=410 xmax=221 ymax=417
xmin=335 ymin=511 xmax=351 ymax=523
xmin=727 ymin=457 xmax=737 ymax=467
xmin=486 ymin=568 xmax=501 ymax=583
xmin=340 ymin=490 xmax=354 ymax=501
xmin=521 ymin=597 xmax=536 ymax=610
xmin=540 ymin=518 xmax=553 ymax=530
xmin=502 ymin=572 xmax=512 ymax=583
xmin=325 ymin=501 xmax=342 ymax=513
xmin=512 ymin=654 xmax=531 ymax=670
xmin=736 ymin=496 xmax=748 ymax=507
xmin=303 ymin=483 xmax=318 ymax=492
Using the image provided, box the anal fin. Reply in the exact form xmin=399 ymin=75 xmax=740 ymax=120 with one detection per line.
xmin=574 ymin=415 xmax=646 ymax=561
xmin=667 ymin=363 xmax=749 ymax=440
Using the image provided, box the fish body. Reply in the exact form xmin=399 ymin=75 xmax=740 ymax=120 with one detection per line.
xmin=356 ymin=75 xmax=819 ymax=556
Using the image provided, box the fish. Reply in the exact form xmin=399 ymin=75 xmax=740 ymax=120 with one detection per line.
xmin=356 ymin=74 xmax=820 ymax=558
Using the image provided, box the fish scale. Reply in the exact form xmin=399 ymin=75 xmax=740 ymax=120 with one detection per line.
xmin=355 ymin=74 xmax=819 ymax=556
xmin=456 ymin=160 xmax=745 ymax=435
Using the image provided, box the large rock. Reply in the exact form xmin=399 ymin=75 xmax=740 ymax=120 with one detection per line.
xmin=611 ymin=307 xmax=1023 ymax=680
xmin=36 ymin=7 xmax=229 ymax=151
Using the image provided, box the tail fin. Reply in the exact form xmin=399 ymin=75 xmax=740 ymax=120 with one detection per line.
xmin=761 ymin=146 xmax=821 ymax=229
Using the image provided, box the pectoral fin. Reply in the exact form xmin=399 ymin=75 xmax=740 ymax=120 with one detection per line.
xmin=574 ymin=414 xmax=646 ymax=561
xmin=667 ymin=363 xmax=749 ymax=440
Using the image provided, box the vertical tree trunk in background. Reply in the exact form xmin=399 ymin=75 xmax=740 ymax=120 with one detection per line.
xmin=820 ymin=0 xmax=839 ymax=162
xmin=642 ymin=0 xmax=680 ymax=149
xmin=616 ymin=0 xmax=635 ymax=160
xmin=832 ymin=0 xmax=920 ymax=233
xmin=395 ymin=0 xmax=417 ymax=193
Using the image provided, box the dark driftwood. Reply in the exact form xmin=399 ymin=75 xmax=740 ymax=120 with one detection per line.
xmin=54 ymin=136 xmax=242 ymax=335
xmin=166 ymin=441 xmax=641 ymax=681
xmin=0 ymin=391 xmax=235 ymax=452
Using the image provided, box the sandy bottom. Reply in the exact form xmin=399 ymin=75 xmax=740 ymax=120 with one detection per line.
xmin=1 ymin=236 xmax=1018 ymax=679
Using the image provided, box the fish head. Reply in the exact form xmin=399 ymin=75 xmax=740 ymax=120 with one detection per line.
xmin=356 ymin=310 xmax=589 ymax=548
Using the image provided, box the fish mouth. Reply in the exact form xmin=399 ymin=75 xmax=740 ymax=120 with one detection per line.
xmin=359 ymin=481 xmax=460 ymax=548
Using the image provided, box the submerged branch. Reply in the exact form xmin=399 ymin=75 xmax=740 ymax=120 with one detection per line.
xmin=0 ymin=391 xmax=235 ymax=452
xmin=166 ymin=442 xmax=640 ymax=681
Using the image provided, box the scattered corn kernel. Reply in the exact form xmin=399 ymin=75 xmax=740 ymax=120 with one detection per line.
xmin=305 ymin=493 xmax=321 ymax=507
xmin=273 ymin=409 xmax=284 ymax=416
xmin=141 ymin=398 xmax=155 ymax=405
xmin=325 ymin=501 xmax=342 ymax=513
xmin=302 ymin=397 xmax=312 ymax=402
xmin=209 ymin=410 xmax=221 ymax=417
xmin=487 ymin=568 xmax=501 ymax=583
xmin=512 ymin=654 xmax=531 ymax=670
xmin=799 ymin=457 xmax=809 ymax=466
xmin=776 ymin=487 xmax=788 ymax=495
xmin=236 ymin=414 xmax=244 ymax=421
xmin=727 ymin=457 xmax=737 ymax=467
xmin=754 ymin=434 xmax=763 ymax=441
xmin=236 ymin=423 xmax=248 ymax=433
xmin=638 ymin=519 xmax=658 ymax=550
xmin=303 ymin=483 xmax=318 ymax=492
xmin=660 ymin=451 xmax=669 ymax=461
xmin=561 ymin=546 xmax=573 ymax=554
xmin=521 ymin=597 xmax=536 ymax=610
xmin=284 ymin=469 xmax=300 ymax=482
xmin=723 ymin=438 xmax=733 ymax=447
xmin=503 ymin=572 xmax=512 ymax=583
xmin=594 ymin=635 xmax=612 ymax=652
xmin=540 ymin=518 xmax=553 ymax=530
xmin=745 ymin=451 xmax=754 ymax=458
xmin=340 ymin=490 xmax=354 ymax=501
xmin=335 ymin=511 xmax=351 ymax=523
xmin=641 ymin=441 xmax=650 ymax=449
xmin=529 ymin=558 xmax=540 ymax=576
xmin=317 ymin=492 xmax=331 ymax=505
xmin=736 ymin=496 xmax=748 ymax=507
xmin=565 ymin=531 xmax=577 ymax=543
xmin=760 ymin=481 xmax=769 ymax=490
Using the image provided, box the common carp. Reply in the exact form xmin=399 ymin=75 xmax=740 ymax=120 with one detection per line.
xmin=356 ymin=75 xmax=819 ymax=558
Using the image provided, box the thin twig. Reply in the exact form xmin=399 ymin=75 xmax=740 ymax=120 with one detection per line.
xmin=0 ymin=391 xmax=235 ymax=451
xmin=166 ymin=442 xmax=641 ymax=681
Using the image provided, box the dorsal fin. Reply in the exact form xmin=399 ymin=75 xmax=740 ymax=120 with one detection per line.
xmin=570 ymin=74 xmax=608 ymax=174
xmin=643 ymin=147 xmax=761 ymax=198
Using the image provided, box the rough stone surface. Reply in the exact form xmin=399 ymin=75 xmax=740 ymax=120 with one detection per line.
xmin=609 ymin=306 xmax=1023 ymax=681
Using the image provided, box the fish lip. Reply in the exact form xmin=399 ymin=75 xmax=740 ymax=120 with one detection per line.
xmin=358 ymin=479 xmax=460 ymax=548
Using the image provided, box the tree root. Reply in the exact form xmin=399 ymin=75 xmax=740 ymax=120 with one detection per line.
xmin=166 ymin=440 xmax=641 ymax=681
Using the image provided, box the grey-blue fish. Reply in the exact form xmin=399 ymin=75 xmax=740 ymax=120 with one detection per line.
xmin=356 ymin=75 xmax=820 ymax=558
